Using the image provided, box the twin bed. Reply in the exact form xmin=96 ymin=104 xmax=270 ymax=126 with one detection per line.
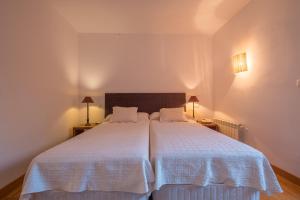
xmin=20 ymin=93 xmax=282 ymax=200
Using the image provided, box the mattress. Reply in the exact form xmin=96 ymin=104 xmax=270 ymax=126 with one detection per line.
xmin=20 ymin=118 xmax=154 ymax=200
xmin=150 ymin=120 xmax=282 ymax=195
xmin=152 ymin=184 xmax=260 ymax=200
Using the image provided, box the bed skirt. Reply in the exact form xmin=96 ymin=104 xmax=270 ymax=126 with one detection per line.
xmin=21 ymin=190 xmax=150 ymax=200
xmin=152 ymin=184 xmax=260 ymax=200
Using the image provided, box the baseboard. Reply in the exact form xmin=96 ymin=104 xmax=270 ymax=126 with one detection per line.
xmin=272 ymin=164 xmax=300 ymax=187
xmin=0 ymin=175 xmax=24 ymax=198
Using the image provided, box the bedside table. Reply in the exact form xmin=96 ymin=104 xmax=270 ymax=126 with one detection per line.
xmin=73 ymin=124 xmax=99 ymax=137
xmin=198 ymin=121 xmax=219 ymax=131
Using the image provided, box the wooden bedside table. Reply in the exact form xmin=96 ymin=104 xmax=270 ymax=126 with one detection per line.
xmin=198 ymin=121 xmax=219 ymax=131
xmin=73 ymin=123 xmax=99 ymax=137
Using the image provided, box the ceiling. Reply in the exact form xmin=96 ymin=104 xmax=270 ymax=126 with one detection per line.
xmin=50 ymin=0 xmax=251 ymax=35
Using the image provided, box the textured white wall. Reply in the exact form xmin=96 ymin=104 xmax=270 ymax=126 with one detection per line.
xmin=0 ymin=0 xmax=79 ymax=188
xmin=213 ymin=0 xmax=300 ymax=177
xmin=78 ymin=34 xmax=214 ymax=123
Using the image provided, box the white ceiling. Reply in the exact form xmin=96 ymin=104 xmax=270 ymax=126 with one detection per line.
xmin=50 ymin=0 xmax=251 ymax=35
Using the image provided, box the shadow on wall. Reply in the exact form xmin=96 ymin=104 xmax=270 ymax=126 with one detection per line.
xmin=194 ymin=0 xmax=251 ymax=35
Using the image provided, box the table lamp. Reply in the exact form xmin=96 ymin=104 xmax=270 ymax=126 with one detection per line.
xmin=82 ymin=96 xmax=94 ymax=126
xmin=188 ymin=96 xmax=199 ymax=118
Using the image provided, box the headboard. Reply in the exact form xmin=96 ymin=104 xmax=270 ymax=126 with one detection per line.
xmin=105 ymin=93 xmax=186 ymax=116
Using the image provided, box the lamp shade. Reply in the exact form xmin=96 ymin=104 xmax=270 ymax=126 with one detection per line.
xmin=188 ymin=96 xmax=199 ymax=103
xmin=81 ymin=96 xmax=94 ymax=103
xmin=233 ymin=52 xmax=248 ymax=73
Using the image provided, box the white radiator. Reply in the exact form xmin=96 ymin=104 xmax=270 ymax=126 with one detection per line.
xmin=213 ymin=119 xmax=242 ymax=141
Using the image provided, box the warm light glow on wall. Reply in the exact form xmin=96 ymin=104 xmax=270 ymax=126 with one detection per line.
xmin=79 ymin=105 xmax=104 ymax=124
xmin=186 ymin=102 xmax=212 ymax=119
xmin=233 ymin=52 xmax=248 ymax=73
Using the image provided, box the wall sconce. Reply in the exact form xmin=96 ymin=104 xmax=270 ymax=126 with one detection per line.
xmin=233 ymin=52 xmax=248 ymax=73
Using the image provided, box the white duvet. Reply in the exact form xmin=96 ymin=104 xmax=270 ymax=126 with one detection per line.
xmin=150 ymin=120 xmax=282 ymax=195
xmin=20 ymin=119 xmax=154 ymax=200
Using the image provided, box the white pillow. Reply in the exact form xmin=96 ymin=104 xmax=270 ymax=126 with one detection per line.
xmin=110 ymin=106 xmax=138 ymax=122
xmin=106 ymin=112 xmax=148 ymax=122
xmin=104 ymin=114 xmax=112 ymax=122
xmin=160 ymin=107 xmax=188 ymax=122
xmin=138 ymin=112 xmax=149 ymax=121
xmin=150 ymin=111 xmax=192 ymax=121
xmin=150 ymin=112 xmax=160 ymax=120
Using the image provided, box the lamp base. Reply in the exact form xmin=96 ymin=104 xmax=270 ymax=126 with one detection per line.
xmin=85 ymin=123 xmax=91 ymax=126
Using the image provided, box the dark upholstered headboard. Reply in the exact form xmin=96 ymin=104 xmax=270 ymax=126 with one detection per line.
xmin=105 ymin=93 xmax=186 ymax=116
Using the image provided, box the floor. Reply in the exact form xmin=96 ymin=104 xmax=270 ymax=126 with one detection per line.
xmin=2 ymin=176 xmax=300 ymax=200
xmin=261 ymin=176 xmax=300 ymax=200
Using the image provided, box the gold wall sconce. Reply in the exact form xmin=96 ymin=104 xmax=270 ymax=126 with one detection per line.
xmin=233 ymin=52 xmax=248 ymax=73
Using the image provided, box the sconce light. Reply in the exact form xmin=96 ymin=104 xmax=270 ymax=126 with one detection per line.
xmin=233 ymin=52 xmax=248 ymax=73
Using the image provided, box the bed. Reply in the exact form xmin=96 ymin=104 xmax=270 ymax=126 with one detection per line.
xmin=150 ymin=119 xmax=282 ymax=200
xmin=20 ymin=93 xmax=282 ymax=200
xmin=20 ymin=93 xmax=167 ymax=200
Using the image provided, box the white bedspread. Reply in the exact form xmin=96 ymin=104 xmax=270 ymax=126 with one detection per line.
xmin=20 ymin=119 xmax=154 ymax=200
xmin=150 ymin=120 xmax=282 ymax=195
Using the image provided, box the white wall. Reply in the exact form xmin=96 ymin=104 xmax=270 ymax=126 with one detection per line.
xmin=0 ymin=0 xmax=79 ymax=188
xmin=213 ymin=0 xmax=300 ymax=177
xmin=78 ymin=34 xmax=214 ymax=123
